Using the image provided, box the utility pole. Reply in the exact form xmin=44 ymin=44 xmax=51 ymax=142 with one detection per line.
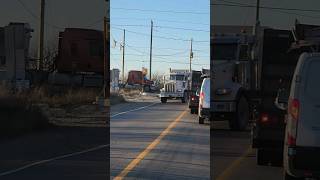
xmin=252 ymin=0 xmax=260 ymax=90
xmin=253 ymin=0 xmax=260 ymax=37
xmin=149 ymin=20 xmax=153 ymax=80
xmin=103 ymin=0 xmax=110 ymax=107
xmin=103 ymin=16 xmax=109 ymax=99
xmin=121 ymin=29 xmax=125 ymax=82
xmin=189 ymin=38 xmax=193 ymax=73
xmin=38 ymin=0 xmax=45 ymax=71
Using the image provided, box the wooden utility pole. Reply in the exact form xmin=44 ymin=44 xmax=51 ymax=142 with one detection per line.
xmin=149 ymin=20 xmax=153 ymax=80
xmin=253 ymin=0 xmax=260 ymax=37
xmin=189 ymin=38 xmax=193 ymax=73
xmin=103 ymin=0 xmax=110 ymax=104
xmin=121 ymin=29 xmax=125 ymax=83
xmin=38 ymin=0 xmax=45 ymax=71
xmin=103 ymin=16 xmax=108 ymax=98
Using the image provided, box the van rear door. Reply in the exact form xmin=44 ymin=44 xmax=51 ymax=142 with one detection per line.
xmin=201 ymin=78 xmax=210 ymax=109
xmin=296 ymin=57 xmax=320 ymax=147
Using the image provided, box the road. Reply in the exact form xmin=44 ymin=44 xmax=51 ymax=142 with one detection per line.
xmin=0 ymin=120 xmax=108 ymax=180
xmin=212 ymin=121 xmax=283 ymax=180
xmin=110 ymin=99 xmax=210 ymax=180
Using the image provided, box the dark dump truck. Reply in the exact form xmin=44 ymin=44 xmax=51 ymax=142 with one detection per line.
xmin=252 ymin=29 xmax=296 ymax=166
xmin=188 ymin=70 xmax=202 ymax=114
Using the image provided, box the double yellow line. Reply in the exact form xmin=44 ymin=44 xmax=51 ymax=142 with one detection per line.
xmin=114 ymin=109 xmax=188 ymax=180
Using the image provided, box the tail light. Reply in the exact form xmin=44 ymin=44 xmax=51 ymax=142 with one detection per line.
xmin=259 ymin=113 xmax=279 ymax=125
xmin=191 ymin=96 xmax=195 ymax=101
xmin=200 ymin=92 xmax=204 ymax=100
xmin=287 ymin=134 xmax=296 ymax=146
xmin=260 ymin=113 xmax=269 ymax=123
xmin=199 ymin=92 xmax=204 ymax=109
xmin=289 ymin=99 xmax=299 ymax=121
xmin=287 ymin=98 xmax=300 ymax=146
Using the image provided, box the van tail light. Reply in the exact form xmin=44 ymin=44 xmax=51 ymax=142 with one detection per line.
xmin=200 ymin=92 xmax=204 ymax=100
xmin=287 ymin=133 xmax=296 ymax=146
xmin=260 ymin=113 xmax=269 ymax=123
xmin=199 ymin=92 xmax=204 ymax=109
xmin=287 ymin=98 xmax=300 ymax=146
xmin=289 ymin=98 xmax=299 ymax=121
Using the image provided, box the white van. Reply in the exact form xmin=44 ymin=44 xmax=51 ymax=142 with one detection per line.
xmin=283 ymin=53 xmax=320 ymax=180
xmin=198 ymin=78 xmax=210 ymax=124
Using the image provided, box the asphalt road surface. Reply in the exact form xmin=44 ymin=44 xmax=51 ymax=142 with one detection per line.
xmin=212 ymin=121 xmax=283 ymax=180
xmin=0 ymin=122 xmax=108 ymax=180
xmin=111 ymin=99 xmax=210 ymax=180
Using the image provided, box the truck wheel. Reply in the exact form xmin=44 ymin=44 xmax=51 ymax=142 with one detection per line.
xmin=199 ymin=116 xmax=204 ymax=124
xmin=229 ymin=96 xmax=249 ymax=131
xmin=284 ymin=172 xmax=303 ymax=180
xmin=161 ymin=97 xmax=167 ymax=103
xmin=257 ymin=149 xmax=268 ymax=166
xmin=181 ymin=91 xmax=188 ymax=103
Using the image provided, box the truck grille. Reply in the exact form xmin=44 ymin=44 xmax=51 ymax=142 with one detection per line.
xmin=165 ymin=83 xmax=175 ymax=92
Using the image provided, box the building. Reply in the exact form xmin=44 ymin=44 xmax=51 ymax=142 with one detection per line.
xmin=0 ymin=23 xmax=33 ymax=88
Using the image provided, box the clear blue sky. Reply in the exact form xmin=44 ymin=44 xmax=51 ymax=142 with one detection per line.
xmin=110 ymin=0 xmax=210 ymax=77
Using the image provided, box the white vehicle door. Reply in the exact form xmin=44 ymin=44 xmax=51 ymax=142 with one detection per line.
xmin=296 ymin=57 xmax=320 ymax=147
xmin=201 ymin=78 xmax=210 ymax=109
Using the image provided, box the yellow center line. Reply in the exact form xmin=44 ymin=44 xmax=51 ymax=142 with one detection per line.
xmin=216 ymin=147 xmax=253 ymax=180
xmin=113 ymin=109 xmax=188 ymax=180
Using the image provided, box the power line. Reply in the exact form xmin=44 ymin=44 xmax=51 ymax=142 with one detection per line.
xmin=111 ymin=26 xmax=209 ymax=43
xmin=215 ymin=0 xmax=320 ymax=19
xmin=110 ymin=57 xmax=209 ymax=66
xmin=211 ymin=2 xmax=320 ymax=13
xmin=112 ymin=17 xmax=209 ymax=26
xmin=111 ymin=52 xmax=209 ymax=58
xmin=16 ymin=0 xmax=64 ymax=29
xmin=111 ymin=7 xmax=209 ymax=15
xmin=112 ymin=24 xmax=209 ymax=32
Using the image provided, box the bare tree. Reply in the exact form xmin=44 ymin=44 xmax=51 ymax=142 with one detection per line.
xmin=152 ymin=71 xmax=165 ymax=88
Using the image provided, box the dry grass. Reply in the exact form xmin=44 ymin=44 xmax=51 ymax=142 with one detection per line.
xmin=0 ymin=85 xmax=100 ymax=137
xmin=119 ymin=88 xmax=141 ymax=97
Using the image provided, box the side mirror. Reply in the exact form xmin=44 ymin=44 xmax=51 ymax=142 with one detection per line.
xmin=275 ymin=88 xmax=289 ymax=110
xmin=196 ymin=89 xmax=200 ymax=96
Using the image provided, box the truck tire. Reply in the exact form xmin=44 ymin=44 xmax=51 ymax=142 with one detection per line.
xmin=181 ymin=92 xmax=187 ymax=103
xmin=229 ymin=95 xmax=249 ymax=131
xmin=199 ymin=116 xmax=204 ymax=124
xmin=161 ymin=97 xmax=167 ymax=103
xmin=257 ymin=148 xmax=268 ymax=166
xmin=284 ymin=172 xmax=303 ymax=180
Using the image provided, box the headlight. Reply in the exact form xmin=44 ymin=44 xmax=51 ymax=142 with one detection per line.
xmin=215 ymin=88 xmax=232 ymax=95
xmin=177 ymin=89 xmax=182 ymax=92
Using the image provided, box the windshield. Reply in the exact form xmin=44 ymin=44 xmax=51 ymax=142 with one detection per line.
xmin=170 ymin=74 xmax=185 ymax=81
xmin=212 ymin=43 xmax=238 ymax=60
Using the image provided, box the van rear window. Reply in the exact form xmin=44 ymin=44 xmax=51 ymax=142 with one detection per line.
xmin=305 ymin=60 xmax=320 ymax=99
